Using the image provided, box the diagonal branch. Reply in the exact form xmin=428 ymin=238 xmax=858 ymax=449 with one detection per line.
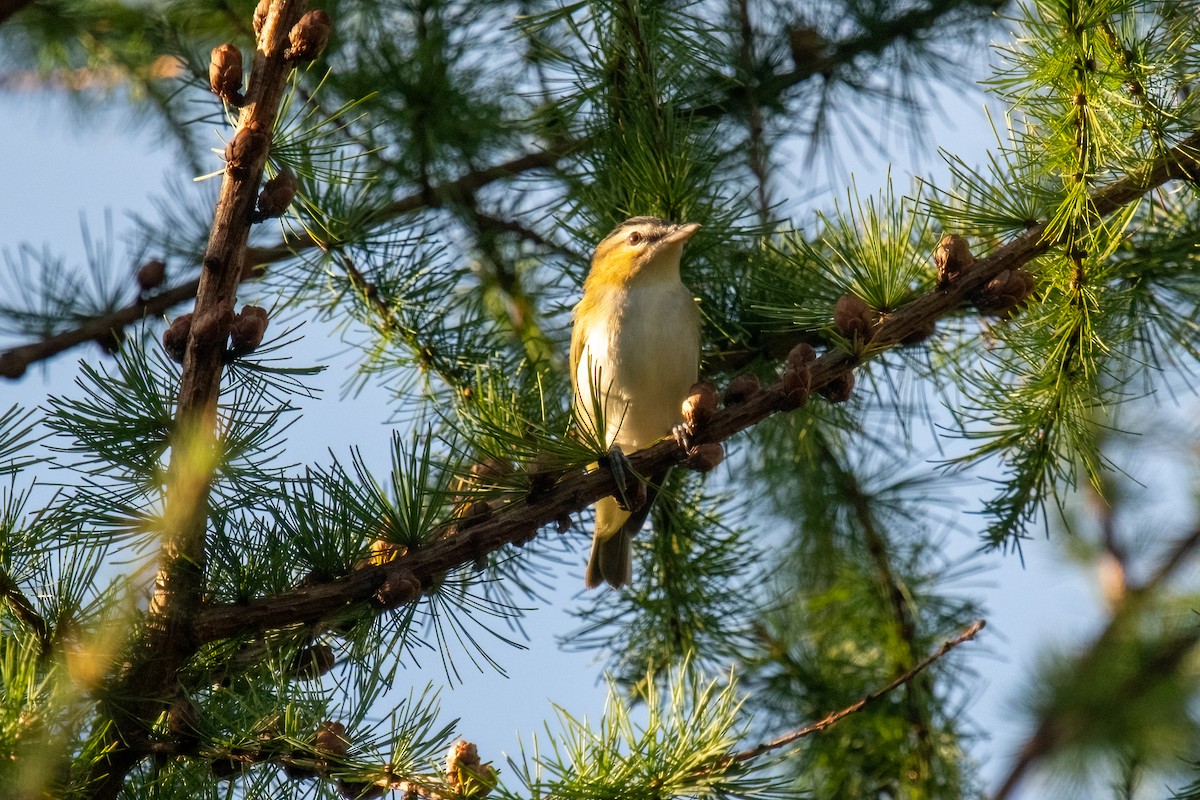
xmin=0 ymin=281 xmax=200 ymax=379
xmin=732 ymin=619 xmax=987 ymax=761
xmin=193 ymin=130 xmax=1200 ymax=645
xmin=990 ymin=525 xmax=1200 ymax=800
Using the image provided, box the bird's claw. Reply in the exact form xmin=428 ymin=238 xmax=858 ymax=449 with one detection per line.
xmin=602 ymin=445 xmax=646 ymax=512
xmin=671 ymin=421 xmax=693 ymax=453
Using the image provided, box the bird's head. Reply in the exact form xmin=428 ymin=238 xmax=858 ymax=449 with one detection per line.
xmin=587 ymin=216 xmax=701 ymax=286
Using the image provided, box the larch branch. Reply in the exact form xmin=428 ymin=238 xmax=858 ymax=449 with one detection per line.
xmin=193 ymin=129 xmax=1200 ymax=645
xmin=733 ymin=619 xmax=987 ymax=762
xmin=84 ymin=2 xmax=310 ymax=796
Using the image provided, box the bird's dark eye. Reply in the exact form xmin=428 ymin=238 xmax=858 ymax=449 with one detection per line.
xmin=627 ymin=231 xmax=644 ymax=245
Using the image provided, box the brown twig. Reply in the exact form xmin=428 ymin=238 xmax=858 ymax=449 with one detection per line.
xmin=732 ymin=619 xmax=987 ymax=762
xmin=0 ymin=281 xmax=200 ymax=379
xmin=191 ymin=129 xmax=1200 ymax=644
xmin=0 ymin=565 xmax=48 ymax=646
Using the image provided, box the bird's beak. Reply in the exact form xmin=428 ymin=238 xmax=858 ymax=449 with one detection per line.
xmin=663 ymin=222 xmax=701 ymax=244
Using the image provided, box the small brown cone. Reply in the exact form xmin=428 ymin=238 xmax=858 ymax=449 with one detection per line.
xmin=371 ymin=569 xmax=421 ymax=609
xmin=162 ymin=313 xmax=193 ymax=363
xmin=933 ymin=233 xmax=975 ymax=288
xmin=228 ymin=305 xmax=269 ymax=356
xmin=681 ymin=381 xmax=718 ymax=431
xmin=290 ymin=644 xmax=336 ymax=680
xmin=779 ymin=342 xmax=816 ymax=410
xmin=972 ymin=268 xmax=1035 ymax=314
xmin=136 ymin=259 xmax=166 ymax=293
xmin=254 ymin=170 xmax=298 ymax=222
xmin=95 ymin=328 xmax=124 ymax=355
xmin=209 ymin=43 xmax=245 ymax=106
xmin=282 ymin=754 xmax=319 ymax=780
xmin=833 ymin=293 xmax=876 ymax=340
xmin=315 ymin=720 xmax=350 ymax=760
xmin=787 ymin=25 xmax=829 ymax=70
xmin=723 ymin=373 xmax=761 ymax=406
xmin=210 ymin=755 xmax=246 ymax=780
xmin=819 ymin=370 xmax=855 ymax=404
xmin=285 ymin=10 xmax=332 ymax=61
xmin=338 ymin=780 xmax=385 ymax=799
xmin=225 ymin=121 xmax=269 ymax=179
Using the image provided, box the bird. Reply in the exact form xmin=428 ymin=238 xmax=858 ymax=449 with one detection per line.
xmin=570 ymin=216 xmax=701 ymax=589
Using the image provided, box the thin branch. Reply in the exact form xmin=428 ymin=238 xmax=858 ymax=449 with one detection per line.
xmin=0 ymin=281 xmax=200 ymax=379
xmin=990 ymin=525 xmax=1200 ymax=800
xmin=0 ymin=565 xmax=48 ymax=645
xmin=192 ymin=129 xmax=1200 ymax=645
xmin=733 ymin=619 xmax=987 ymax=761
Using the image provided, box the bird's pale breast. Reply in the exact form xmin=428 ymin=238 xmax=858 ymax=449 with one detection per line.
xmin=574 ymin=278 xmax=699 ymax=450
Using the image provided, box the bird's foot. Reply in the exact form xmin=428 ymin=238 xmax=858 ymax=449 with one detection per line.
xmin=602 ymin=445 xmax=646 ymax=512
xmin=671 ymin=421 xmax=694 ymax=453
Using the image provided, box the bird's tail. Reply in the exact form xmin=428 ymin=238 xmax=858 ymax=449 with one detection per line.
xmin=584 ymin=475 xmax=666 ymax=589
xmin=585 ymin=496 xmax=631 ymax=589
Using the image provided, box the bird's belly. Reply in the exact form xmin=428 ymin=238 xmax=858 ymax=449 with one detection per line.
xmin=576 ymin=285 xmax=699 ymax=450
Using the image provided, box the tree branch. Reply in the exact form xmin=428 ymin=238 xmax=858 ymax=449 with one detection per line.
xmin=85 ymin=3 xmax=310 ymax=796
xmin=733 ymin=619 xmax=987 ymax=762
xmin=0 ymin=281 xmax=200 ymax=379
xmin=192 ymin=130 xmax=1200 ymax=645
xmin=990 ymin=525 xmax=1200 ymax=800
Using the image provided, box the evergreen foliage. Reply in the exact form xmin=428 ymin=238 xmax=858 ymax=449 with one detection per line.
xmin=2 ymin=0 xmax=1200 ymax=798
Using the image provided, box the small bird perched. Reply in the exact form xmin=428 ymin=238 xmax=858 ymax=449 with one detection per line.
xmin=570 ymin=216 xmax=701 ymax=589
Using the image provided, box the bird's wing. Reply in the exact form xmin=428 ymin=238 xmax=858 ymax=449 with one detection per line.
xmin=569 ymin=305 xmax=586 ymax=396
